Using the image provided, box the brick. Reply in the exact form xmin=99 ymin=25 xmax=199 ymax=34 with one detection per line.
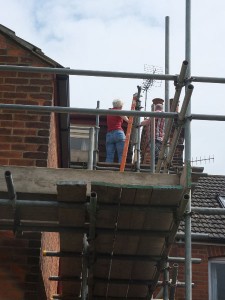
xmin=0 ymin=113 xmax=12 ymax=120
xmin=3 ymin=92 xmax=27 ymax=98
xmin=0 ymin=99 xmax=14 ymax=104
xmin=14 ymin=114 xmax=39 ymax=121
xmin=0 ymin=84 xmax=16 ymax=91
xmin=7 ymin=49 xmax=25 ymax=56
xmin=38 ymin=129 xmax=49 ymax=136
xmin=17 ymin=86 xmax=40 ymax=93
xmin=0 ymin=144 xmax=11 ymax=150
xmin=0 ymin=128 xmax=12 ymax=135
xmin=16 ymin=99 xmax=39 ymax=105
xmin=0 ymin=49 xmax=7 ymax=55
xmin=42 ymin=86 xmax=54 ymax=93
xmin=30 ymin=79 xmax=52 ymax=85
xmin=40 ymin=115 xmax=51 ymax=122
xmin=28 ymin=239 xmax=41 ymax=248
xmin=5 ymin=78 xmax=29 ymax=85
xmin=0 ymin=135 xmax=23 ymax=143
xmin=1 ymin=120 xmax=25 ymax=128
xmin=36 ymin=160 xmax=48 ymax=167
xmin=11 ymin=144 xmax=38 ymax=151
xmin=30 ymin=93 xmax=52 ymax=100
xmin=0 ymin=56 xmax=18 ymax=63
xmin=25 ymin=274 xmax=40 ymax=282
xmin=13 ymin=128 xmax=37 ymax=136
xmin=24 ymin=136 xmax=49 ymax=144
xmin=0 ymin=151 xmax=22 ymax=158
xmin=26 ymin=121 xmax=50 ymax=129
xmin=20 ymin=57 xmax=33 ymax=64
xmin=0 ymin=158 xmax=9 ymax=165
xmin=27 ymin=257 xmax=40 ymax=265
xmin=23 ymin=152 xmax=47 ymax=159
xmin=9 ymin=159 xmax=35 ymax=166
xmin=0 ymin=70 xmax=17 ymax=77
xmin=38 ymin=145 xmax=48 ymax=152
xmin=18 ymin=72 xmax=41 ymax=78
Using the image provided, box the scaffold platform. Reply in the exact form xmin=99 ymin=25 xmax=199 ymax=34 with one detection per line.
xmin=0 ymin=165 xmax=190 ymax=299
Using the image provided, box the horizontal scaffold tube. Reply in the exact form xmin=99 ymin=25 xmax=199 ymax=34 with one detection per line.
xmin=192 ymin=207 xmax=225 ymax=215
xmin=0 ymin=103 xmax=177 ymax=118
xmin=0 ymin=198 xmax=176 ymax=212
xmin=0 ymin=223 xmax=169 ymax=236
xmin=1 ymin=103 xmax=224 ymax=121
xmin=43 ymin=250 xmax=201 ymax=264
xmin=0 ymin=64 xmax=176 ymax=80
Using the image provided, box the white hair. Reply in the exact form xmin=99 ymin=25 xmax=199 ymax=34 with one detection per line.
xmin=112 ymin=99 xmax=124 ymax=108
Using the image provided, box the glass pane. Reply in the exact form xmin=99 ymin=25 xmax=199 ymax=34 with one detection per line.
xmin=70 ymin=137 xmax=89 ymax=150
xmin=211 ymin=262 xmax=225 ymax=300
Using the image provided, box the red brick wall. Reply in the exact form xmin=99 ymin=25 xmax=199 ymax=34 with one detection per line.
xmin=0 ymin=231 xmax=46 ymax=300
xmin=0 ymin=33 xmax=55 ymax=167
xmin=154 ymin=243 xmax=225 ymax=300
xmin=41 ymin=233 xmax=60 ymax=300
xmin=0 ymin=32 xmax=59 ymax=300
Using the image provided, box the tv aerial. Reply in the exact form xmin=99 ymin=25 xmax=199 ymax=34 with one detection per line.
xmin=141 ymin=64 xmax=163 ymax=111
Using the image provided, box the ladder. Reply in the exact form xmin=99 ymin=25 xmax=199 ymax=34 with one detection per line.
xmin=120 ymin=86 xmax=141 ymax=172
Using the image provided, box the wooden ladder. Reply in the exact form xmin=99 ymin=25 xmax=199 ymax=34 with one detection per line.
xmin=120 ymin=87 xmax=141 ymax=172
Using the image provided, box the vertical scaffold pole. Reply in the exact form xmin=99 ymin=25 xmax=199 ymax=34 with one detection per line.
xmin=150 ymin=104 xmax=155 ymax=173
xmin=88 ymin=127 xmax=95 ymax=170
xmin=185 ymin=0 xmax=192 ymax=299
xmin=165 ymin=16 xmax=170 ymax=114
xmin=93 ymin=101 xmax=100 ymax=169
xmin=81 ymin=234 xmax=88 ymax=300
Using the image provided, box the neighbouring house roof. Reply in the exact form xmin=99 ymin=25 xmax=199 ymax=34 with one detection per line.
xmin=178 ymin=175 xmax=225 ymax=242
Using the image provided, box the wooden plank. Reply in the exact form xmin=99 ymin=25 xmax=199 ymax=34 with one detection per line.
xmin=150 ymin=187 xmax=183 ymax=206
xmin=57 ymin=183 xmax=87 ymax=297
xmin=92 ymin=185 xmax=121 ymax=229
xmin=0 ymin=166 xmax=180 ymax=194
xmin=57 ymin=182 xmax=87 ymax=227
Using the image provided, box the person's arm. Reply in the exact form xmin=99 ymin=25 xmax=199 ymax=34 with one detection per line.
xmin=121 ymin=115 xmax=129 ymax=122
xmin=140 ymin=118 xmax=150 ymax=126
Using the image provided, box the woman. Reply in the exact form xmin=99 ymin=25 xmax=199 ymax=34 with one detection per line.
xmin=106 ymin=99 xmax=129 ymax=163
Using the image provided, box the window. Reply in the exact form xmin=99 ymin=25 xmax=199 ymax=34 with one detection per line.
xmin=209 ymin=258 xmax=225 ymax=300
xmin=218 ymin=195 xmax=225 ymax=208
xmin=70 ymin=126 xmax=92 ymax=163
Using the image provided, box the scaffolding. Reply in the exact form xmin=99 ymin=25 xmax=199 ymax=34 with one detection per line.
xmin=1 ymin=0 xmax=225 ymax=299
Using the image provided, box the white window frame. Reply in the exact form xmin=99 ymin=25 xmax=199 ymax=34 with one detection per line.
xmin=208 ymin=257 xmax=225 ymax=300
xmin=70 ymin=125 xmax=93 ymax=163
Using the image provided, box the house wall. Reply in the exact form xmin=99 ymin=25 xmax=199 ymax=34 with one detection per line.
xmin=154 ymin=242 xmax=225 ymax=300
xmin=0 ymin=31 xmax=59 ymax=300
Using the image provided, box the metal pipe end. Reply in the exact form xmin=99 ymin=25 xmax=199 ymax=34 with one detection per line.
xmin=183 ymin=60 xmax=188 ymax=66
xmin=183 ymin=194 xmax=190 ymax=200
xmin=91 ymin=191 xmax=97 ymax=198
xmin=188 ymin=84 xmax=194 ymax=90
xmin=43 ymin=250 xmax=47 ymax=256
xmin=5 ymin=170 xmax=11 ymax=177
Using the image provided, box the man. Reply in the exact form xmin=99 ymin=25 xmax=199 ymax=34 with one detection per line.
xmin=140 ymin=103 xmax=165 ymax=164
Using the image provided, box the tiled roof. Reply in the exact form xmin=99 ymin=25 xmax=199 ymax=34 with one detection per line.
xmin=178 ymin=175 xmax=225 ymax=241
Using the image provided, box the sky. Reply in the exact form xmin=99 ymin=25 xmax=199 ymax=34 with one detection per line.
xmin=0 ymin=0 xmax=225 ymax=175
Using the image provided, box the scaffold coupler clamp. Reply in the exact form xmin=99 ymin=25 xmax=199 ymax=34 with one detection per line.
xmin=5 ymin=171 xmax=20 ymax=235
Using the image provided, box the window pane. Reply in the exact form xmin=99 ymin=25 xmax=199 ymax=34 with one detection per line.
xmin=210 ymin=261 xmax=225 ymax=300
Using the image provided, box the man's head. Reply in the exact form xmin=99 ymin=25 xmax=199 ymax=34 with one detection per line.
xmin=155 ymin=103 xmax=163 ymax=111
xmin=112 ymin=99 xmax=124 ymax=109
